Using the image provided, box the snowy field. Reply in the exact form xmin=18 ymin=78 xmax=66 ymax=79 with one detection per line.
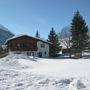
xmin=0 ymin=54 xmax=90 ymax=90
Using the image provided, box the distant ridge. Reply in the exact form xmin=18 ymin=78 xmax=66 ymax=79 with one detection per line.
xmin=57 ymin=26 xmax=71 ymax=39
xmin=0 ymin=24 xmax=14 ymax=46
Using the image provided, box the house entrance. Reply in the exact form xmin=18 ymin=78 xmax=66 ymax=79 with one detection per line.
xmin=38 ymin=52 xmax=42 ymax=57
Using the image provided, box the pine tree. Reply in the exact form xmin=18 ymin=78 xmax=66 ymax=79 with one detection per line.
xmin=35 ymin=30 xmax=40 ymax=38
xmin=48 ymin=27 xmax=61 ymax=57
xmin=71 ymin=11 xmax=89 ymax=58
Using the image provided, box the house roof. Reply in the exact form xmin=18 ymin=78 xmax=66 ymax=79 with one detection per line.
xmin=5 ymin=34 xmax=52 ymax=45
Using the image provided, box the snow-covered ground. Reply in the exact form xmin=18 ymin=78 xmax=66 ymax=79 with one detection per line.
xmin=0 ymin=54 xmax=90 ymax=90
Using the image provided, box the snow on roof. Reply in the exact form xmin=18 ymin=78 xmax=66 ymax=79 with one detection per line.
xmin=5 ymin=34 xmax=52 ymax=44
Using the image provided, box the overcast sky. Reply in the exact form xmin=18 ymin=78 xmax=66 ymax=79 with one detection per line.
xmin=0 ymin=0 xmax=90 ymax=38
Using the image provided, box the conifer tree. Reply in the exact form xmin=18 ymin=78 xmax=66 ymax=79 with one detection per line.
xmin=71 ymin=11 xmax=89 ymax=58
xmin=35 ymin=30 xmax=40 ymax=38
xmin=48 ymin=27 xmax=61 ymax=57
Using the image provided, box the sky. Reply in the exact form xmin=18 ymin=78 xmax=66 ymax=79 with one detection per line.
xmin=0 ymin=0 xmax=90 ymax=39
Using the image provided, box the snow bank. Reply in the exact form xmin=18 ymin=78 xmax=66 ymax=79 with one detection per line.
xmin=0 ymin=54 xmax=37 ymax=69
xmin=0 ymin=69 xmax=90 ymax=90
xmin=0 ymin=54 xmax=90 ymax=90
xmin=2 ymin=53 xmax=33 ymax=60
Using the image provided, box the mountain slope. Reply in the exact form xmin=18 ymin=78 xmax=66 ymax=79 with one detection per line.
xmin=0 ymin=25 xmax=14 ymax=46
xmin=58 ymin=26 xmax=71 ymax=39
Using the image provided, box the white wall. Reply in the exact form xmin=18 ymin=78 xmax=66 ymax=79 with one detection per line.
xmin=36 ymin=41 xmax=49 ymax=57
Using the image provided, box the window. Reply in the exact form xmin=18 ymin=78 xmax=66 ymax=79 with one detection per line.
xmin=41 ymin=43 xmax=45 ymax=48
xmin=15 ymin=43 xmax=20 ymax=49
xmin=44 ymin=51 xmax=47 ymax=55
xmin=38 ymin=52 xmax=42 ymax=57
xmin=17 ymin=44 xmax=20 ymax=48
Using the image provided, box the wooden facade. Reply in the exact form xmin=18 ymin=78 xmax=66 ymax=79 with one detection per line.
xmin=6 ymin=35 xmax=38 ymax=52
xmin=5 ymin=35 xmax=51 ymax=57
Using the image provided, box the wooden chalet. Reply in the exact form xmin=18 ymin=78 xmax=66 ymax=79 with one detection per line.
xmin=5 ymin=35 xmax=51 ymax=57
